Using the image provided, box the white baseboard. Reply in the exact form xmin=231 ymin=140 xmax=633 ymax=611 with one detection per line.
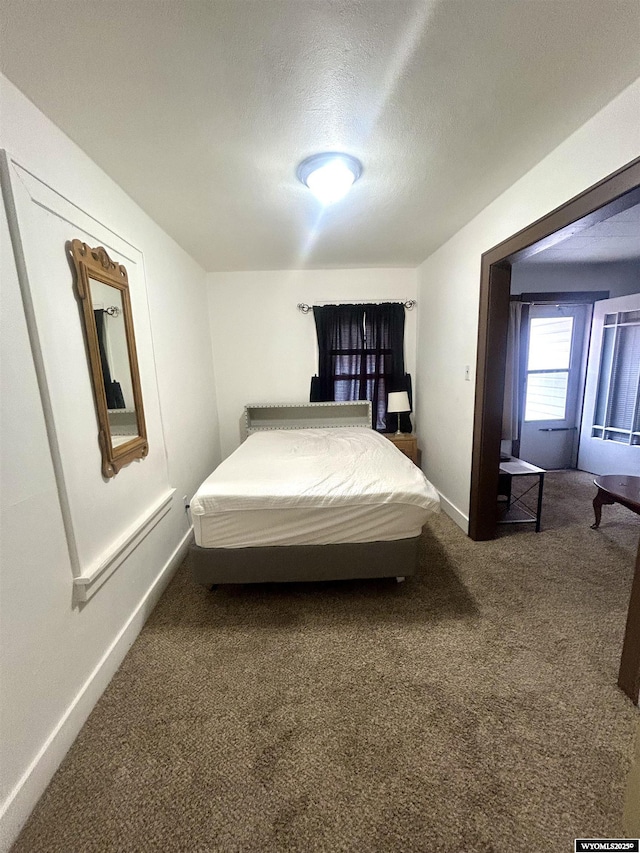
xmin=437 ymin=491 xmax=469 ymax=533
xmin=0 ymin=526 xmax=193 ymax=853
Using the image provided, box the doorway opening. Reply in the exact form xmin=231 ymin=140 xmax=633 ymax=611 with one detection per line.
xmin=468 ymin=156 xmax=640 ymax=703
xmin=507 ymin=297 xmax=593 ymax=471
xmin=504 ymin=197 xmax=640 ymax=477
xmin=470 ymin=159 xmax=640 ymax=540
xmin=520 ymin=303 xmax=587 ymax=470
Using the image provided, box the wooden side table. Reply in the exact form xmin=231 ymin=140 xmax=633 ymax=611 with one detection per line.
xmin=383 ymin=433 xmax=420 ymax=466
xmin=591 ymin=475 xmax=640 ymax=529
xmin=497 ymin=458 xmax=545 ymax=532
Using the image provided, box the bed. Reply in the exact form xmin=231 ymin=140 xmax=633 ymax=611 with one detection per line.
xmin=189 ymin=402 xmax=439 ymax=585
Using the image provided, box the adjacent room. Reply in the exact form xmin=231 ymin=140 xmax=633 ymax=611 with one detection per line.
xmin=1 ymin=2 xmax=639 ymax=851
xmin=497 ymin=203 xmax=640 ymax=531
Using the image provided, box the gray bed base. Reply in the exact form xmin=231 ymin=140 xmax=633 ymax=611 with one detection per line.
xmin=189 ymin=536 xmax=420 ymax=586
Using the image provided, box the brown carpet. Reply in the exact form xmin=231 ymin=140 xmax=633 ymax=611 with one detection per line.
xmin=12 ymin=471 xmax=640 ymax=853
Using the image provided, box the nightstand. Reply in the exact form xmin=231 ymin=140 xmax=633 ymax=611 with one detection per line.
xmin=383 ymin=433 xmax=420 ymax=466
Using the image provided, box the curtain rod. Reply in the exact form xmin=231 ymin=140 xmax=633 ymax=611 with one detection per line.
xmin=511 ymin=295 xmax=598 ymax=307
xmin=297 ymin=299 xmax=416 ymax=314
xmin=519 ymin=301 xmax=591 ymax=307
xmin=95 ymin=305 xmax=121 ymax=317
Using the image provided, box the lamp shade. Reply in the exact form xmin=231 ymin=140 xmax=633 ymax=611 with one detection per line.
xmin=387 ymin=391 xmax=411 ymax=413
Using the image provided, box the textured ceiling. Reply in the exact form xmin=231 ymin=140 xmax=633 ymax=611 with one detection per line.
xmin=521 ymin=204 xmax=640 ymax=266
xmin=1 ymin=0 xmax=639 ymax=272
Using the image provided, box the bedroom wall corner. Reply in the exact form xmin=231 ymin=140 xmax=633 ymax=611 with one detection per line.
xmin=0 ymin=74 xmax=221 ymax=852
xmin=414 ymin=76 xmax=640 ymax=528
xmin=206 ymin=267 xmax=418 ymax=459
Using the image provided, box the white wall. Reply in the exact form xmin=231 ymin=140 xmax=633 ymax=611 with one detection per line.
xmin=414 ymin=76 xmax=640 ymax=529
xmin=511 ymin=259 xmax=640 ymax=298
xmin=0 ymin=75 xmax=221 ymax=851
xmin=207 ymin=268 xmax=418 ymax=458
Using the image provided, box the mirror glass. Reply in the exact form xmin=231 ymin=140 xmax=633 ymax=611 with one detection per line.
xmin=88 ymin=278 xmax=140 ymax=447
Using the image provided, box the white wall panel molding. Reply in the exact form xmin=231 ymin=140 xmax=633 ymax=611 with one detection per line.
xmin=0 ymin=150 xmax=171 ymax=592
xmin=8 ymin=158 xmax=140 ymax=263
xmin=73 ymin=488 xmax=176 ymax=602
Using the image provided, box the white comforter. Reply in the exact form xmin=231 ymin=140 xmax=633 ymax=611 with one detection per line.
xmin=190 ymin=428 xmax=439 ymax=548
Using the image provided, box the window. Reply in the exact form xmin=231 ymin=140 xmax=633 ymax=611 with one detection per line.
xmin=333 ymin=314 xmax=393 ymax=429
xmin=524 ymin=316 xmax=574 ymax=421
xmin=592 ymin=310 xmax=640 ymax=445
xmin=312 ymin=303 xmax=409 ymax=431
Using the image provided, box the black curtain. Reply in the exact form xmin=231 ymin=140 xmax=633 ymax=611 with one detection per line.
xmin=94 ymin=310 xmax=125 ymax=409
xmin=365 ymin=303 xmax=412 ymax=432
xmin=310 ymin=302 xmax=412 ymax=431
xmin=311 ymin=304 xmax=367 ymax=403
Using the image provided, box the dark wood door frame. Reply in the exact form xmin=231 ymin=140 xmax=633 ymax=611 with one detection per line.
xmin=619 ymin=540 xmax=640 ymax=704
xmin=468 ymin=155 xmax=640 ymax=704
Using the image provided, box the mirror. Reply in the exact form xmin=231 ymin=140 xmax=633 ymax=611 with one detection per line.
xmin=68 ymin=239 xmax=148 ymax=477
xmin=89 ymin=279 xmax=137 ymax=446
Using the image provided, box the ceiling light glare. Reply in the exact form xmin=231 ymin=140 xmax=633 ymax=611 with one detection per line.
xmin=297 ymin=153 xmax=362 ymax=205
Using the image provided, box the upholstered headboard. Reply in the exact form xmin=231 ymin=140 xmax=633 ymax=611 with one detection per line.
xmin=244 ymin=401 xmax=372 ymax=433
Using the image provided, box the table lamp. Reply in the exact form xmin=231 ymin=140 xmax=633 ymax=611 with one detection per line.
xmin=387 ymin=391 xmax=411 ymax=435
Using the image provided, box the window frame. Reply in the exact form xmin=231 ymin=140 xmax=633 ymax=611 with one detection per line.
xmin=523 ymin=311 xmax=576 ymax=424
xmin=592 ymin=310 xmax=640 ymax=446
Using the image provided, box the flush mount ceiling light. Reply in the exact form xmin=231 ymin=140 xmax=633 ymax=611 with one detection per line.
xmin=297 ymin=152 xmax=363 ymax=205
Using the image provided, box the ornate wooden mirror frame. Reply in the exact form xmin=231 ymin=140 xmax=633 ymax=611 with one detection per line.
xmin=68 ymin=239 xmax=148 ymax=478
